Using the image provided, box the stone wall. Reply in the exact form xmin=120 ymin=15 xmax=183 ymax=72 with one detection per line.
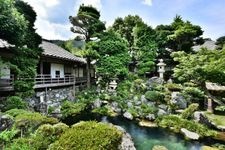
xmin=26 ymin=86 xmax=75 ymax=116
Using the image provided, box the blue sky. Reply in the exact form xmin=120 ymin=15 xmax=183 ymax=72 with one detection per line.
xmin=24 ymin=0 xmax=225 ymax=40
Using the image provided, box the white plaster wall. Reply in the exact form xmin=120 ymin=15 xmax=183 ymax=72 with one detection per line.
xmin=79 ymin=68 xmax=83 ymax=77
xmin=51 ymin=63 xmax=64 ymax=78
xmin=0 ymin=64 xmax=10 ymax=79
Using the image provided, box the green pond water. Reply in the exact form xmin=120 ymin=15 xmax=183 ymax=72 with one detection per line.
xmin=64 ymin=115 xmax=214 ymax=150
xmin=102 ymin=116 xmax=205 ymax=150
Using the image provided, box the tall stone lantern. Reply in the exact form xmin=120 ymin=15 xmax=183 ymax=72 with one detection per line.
xmin=157 ymin=59 xmax=166 ymax=79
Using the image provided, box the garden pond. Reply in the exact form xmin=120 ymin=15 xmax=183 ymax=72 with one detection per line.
xmin=62 ymin=114 xmax=223 ymax=150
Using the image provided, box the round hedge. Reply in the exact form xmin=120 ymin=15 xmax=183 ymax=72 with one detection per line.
xmin=49 ymin=121 xmax=122 ymax=150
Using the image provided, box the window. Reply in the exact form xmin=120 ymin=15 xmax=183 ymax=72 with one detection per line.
xmin=55 ymin=70 xmax=60 ymax=78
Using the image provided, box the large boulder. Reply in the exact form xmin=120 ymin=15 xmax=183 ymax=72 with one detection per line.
xmin=92 ymin=98 xmax=102 ymax=109
xmin=146 ymin=77 xmax=164 ymax=90
xmin=110 ymin=102 xmax=122 ymax=114
xmin=116 ymin=125 xmax=136 ymax=150
xmin=181 ymin=128 xmax=200 ymax=140
xmin=0 ymin=114 xmax=14 ymax=131
xmin=157 ymin=109 xmax=168 ymax=116
xmin=123 ymin=112 xmax=133 ymax=120
xmin=171 ymin=92 xmax=187 ymax=109
xmin=152 ymin=145 xmax=168 ymax=150
xmin=141 ymin=95 xmax=147 ymax=103
xmin=145 ymin=114 xmax=156 ymax=121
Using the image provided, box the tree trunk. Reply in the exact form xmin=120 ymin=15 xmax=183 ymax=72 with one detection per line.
xmin=86 ymin=57 xmax=91 ymax=88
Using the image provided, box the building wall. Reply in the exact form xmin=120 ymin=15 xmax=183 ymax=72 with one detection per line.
xmin=0 ymin=64 xmax=10 ymax=79
xmin=51 ymin=63 xmax=64 ymax=78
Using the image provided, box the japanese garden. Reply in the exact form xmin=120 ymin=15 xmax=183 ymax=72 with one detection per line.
xmin=1 ymin=0 xmax=225 ymax=150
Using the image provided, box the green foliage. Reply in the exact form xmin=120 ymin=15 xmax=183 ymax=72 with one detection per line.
xmin=145 ymin=91 xmax=164 ymax=102
xmin=49 ymin=121 xmax=122 ymax=150
xmin=0 ymin=128 xmax=19 ymax=148
xmin=14 ymin=111 xmax=58 ymax=135
xmin=0 ymin=0 xmax=42 ymax=97
xmin=157 ymin=115 xmax=217 ymax=137
xmin=61 ymin=101 xmax=87 ymax=118
xmin=4 ymin=96 xmax=27 ymax=111
xmin=5 ymin=109 xmax=29 ymax=117
xmin=171 ymin=48 xmax=225 ymax=85
xmin=92 ymin=106 xmax=116 ymax=117
xmin=97 ymin=30 xmax=130 ymax=81
xmin=165 ymin=83 xmax=182 ymax=91
xmin=0 ymin=0 xmax=28 ymax=45
xmin=181 ymin=103 xmax=199 ymax=119
xmin=140 ymin=104 xmax=158 ymax=116
xmin=111 ymin=15 xmax=144 ymax=49
xmin=132 ymin=79 xmax=146 ymax=93
xmin=6 ymin=123 xmax=69 ymax=150
xmin=182 ymin=87 xmax=205 ymax=102
xmin=215 ymin=106 xmax=225 ymax=112
xmin=168 ymin=15 xmax=203 ymax=52
xmin=133 ymin=23 xmax=157 ymax=76
xmin=69 ymin=5 xmax=106 ymax=88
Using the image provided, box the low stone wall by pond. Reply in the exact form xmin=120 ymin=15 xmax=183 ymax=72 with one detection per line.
xmin=26 ymin=86 xmax=75 ymax=115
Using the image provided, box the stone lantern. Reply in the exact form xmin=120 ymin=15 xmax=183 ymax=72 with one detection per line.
xmin=108 ymin=78 xmax=118 ymax=93
xmin=157 ymin=59 xmax=166 ymax=79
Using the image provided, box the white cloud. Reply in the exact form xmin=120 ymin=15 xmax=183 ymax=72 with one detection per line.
xmin=76 ymin=0 xmax=102 ymax=10
xmin=142 ymin=0 xmax=152 ymax=6
xmin=23 ymin=0 xmax=73 ymax=40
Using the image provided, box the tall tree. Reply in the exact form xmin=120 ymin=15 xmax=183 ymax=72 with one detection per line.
xmin=133 ymin=23 xmax=157 ymax=76
xmin=167 ymin=15 xmax=203 ymax=52
xmin=0 ymin=0 xmax=42 ymax=97
xmin=96 ymin=30 xmax=130 ymax=84
xmin=112 ymin=15 xmax=143 ymax=51
xmin=69 ymin=4 xmax=105 ymax=88
xmin=171 ymin=48 xmax=225 ymax=85
xmin=0 ymin=0 xmax=27 ymax=46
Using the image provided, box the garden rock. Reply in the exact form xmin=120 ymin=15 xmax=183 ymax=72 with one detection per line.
xmin=171 ymin=92 xmax=187 ymax=109
xmin=181 ymin=128 xmax=200 ymax=140
xmin=158 ymin=104 xmax=168 ymax=111
xmin=0 ymin=114 xmax=14 ymax=131
xmin=141 ymin=95 xmax=147 ymax=103
xmin=157 ymin=109 xmax=167 ymax=116
xmin=146 ymin=114 xmax=156 ymax=121
xmin=152 ymin=145 xmax=168 ymax=150
xmin=146 ymin=77 xmax=164 ymax=90
xmin=115 ymin=125 xmax=136 ymax=150
xmin=123 ymin=112 xmax=133 ymax=120
xmin=127 ymin=102 xmax=133 ymax=108
xmin=92 ymin=99 xmax=102 ymax=108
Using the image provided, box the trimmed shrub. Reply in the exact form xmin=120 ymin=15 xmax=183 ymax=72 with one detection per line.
xmin=6 ymin=123 xmax=69 ymax=150
xmin=14 ymin=111 xmax=58 ymax=135
xmin=165 ymin=83 xmax=182 ymax=91
xmin=145 ymin=91 xmax=164 ymax=102
xmin=156 ymin=115 xmax=217 ymax=137
xmin=49 ymin=121 xmax=122 ymax=150
xmin=61 ymin=101 xmax=87 ymax=119
xmin=140 ymin=104 xmax=158 ymax=116
xmin=181 ymin=103 xmax=199 ymax=119
xmin=4 ymin=96 xmax=27 ymax=111
xmin=5 ymin=109 xmax=29 ymax=117
xmin=182 ymin=87 xmax=205 ymax=102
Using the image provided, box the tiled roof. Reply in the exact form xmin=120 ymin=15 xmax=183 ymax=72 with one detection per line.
xmin=206 ymin=82 xmax=225 ymax=91
xmin=40 ymin=41 xmax=86 ymax=63
xmin=192 ymin=40 xmax=217 ymax=51
xmin=0 ymin=39 xmax=14 ymax=48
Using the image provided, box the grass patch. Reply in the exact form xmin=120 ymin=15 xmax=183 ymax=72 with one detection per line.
xmin=205 ymin=112 xmax=225 ymax=126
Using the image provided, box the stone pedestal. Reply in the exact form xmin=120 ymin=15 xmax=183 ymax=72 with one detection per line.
xmin=207 ymin=98 xmax=213 ymax=113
